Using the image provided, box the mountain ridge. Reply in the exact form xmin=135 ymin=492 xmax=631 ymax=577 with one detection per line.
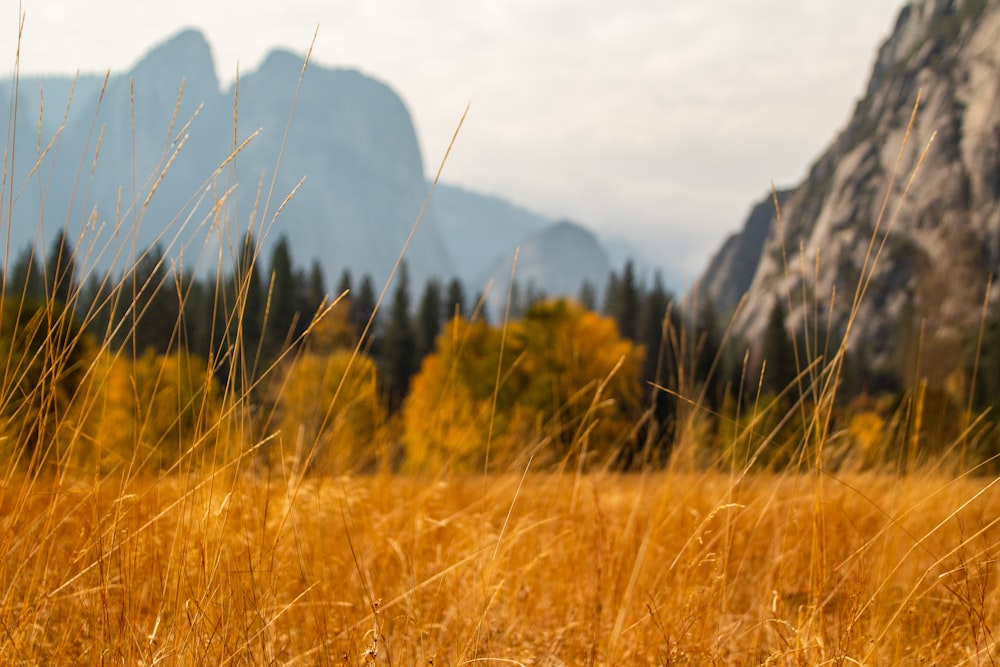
xmin=3 ymin=28 xmax=632 ymax=299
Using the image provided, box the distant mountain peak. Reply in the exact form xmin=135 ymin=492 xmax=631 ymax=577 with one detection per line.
xmin=130 ymin=26 xmax=219 ymax=95
xmin=258 ymin=48 xmax=305 ymax=75
xmin=140 ymin=28 xmax=214 ymax=69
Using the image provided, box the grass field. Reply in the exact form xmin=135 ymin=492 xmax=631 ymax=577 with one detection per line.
xmin=4 ymin=28 xmax=1000 ymax=665
xmin=2 ymin=467 xmax=998 ymax=664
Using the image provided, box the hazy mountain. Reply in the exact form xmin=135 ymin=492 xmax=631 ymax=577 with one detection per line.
xmin=431 ymin=183 xmax=550 ymax=286
xmin=0 ymin=74 xmax=105 ymax=137
xmin=601 ymin=234 xmax=684 ymax=294
xmin=2 ymin=28 xmax=645 ymax=305
xmin=2 ymin=28 xmax=453 ymax=289
xmin=695 ymin=0 xmax=1000 ymax=378
xmin=479 ymin=219 xmax=613 ymax=313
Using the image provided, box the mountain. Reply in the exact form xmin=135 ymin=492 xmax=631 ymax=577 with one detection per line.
xmin=2 ymin=29 xmax=453 ymax=290
xmin=431 ymin=183 xmax=551 ymax=287
xmin=695 ymin=0 xmax=1000 ymax=379
xmin=479 ymin=220 xmax=612 ymax=314
xmin=696 ymin=189 xmax=792 ymax=317
xmin=3 ymin=28 xmax=636 ymax=303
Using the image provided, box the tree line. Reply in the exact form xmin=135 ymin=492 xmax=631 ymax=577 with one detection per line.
xmin=4 ymin=228 xmax=1000 ymax=474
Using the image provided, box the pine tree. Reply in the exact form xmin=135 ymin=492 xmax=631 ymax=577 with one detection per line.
xmin=380 ymin=262 xmax=417 ymax=412
xmin=633 ymin=273 xmax=677 ymax=464
xmin=694 ymin=297 xmax=724 ymax=408
xmin=353 ymin=274 xmax=378 ymax=345
xmin=761 ymin=298 xmax=797 ymax=397
xmin=336 ymin=269 xmax=352 ymax=300
xmin=233 ymin=232 xmax=264 ymax=357
xmin=616 ymin=260 xmax=640 ymax=341
xmin=445 ymin=277 xmax=466 ymax=320
xmin=578 ymin=279 xmax=598 ymax=312
xmin=119 ymin=244 xmax=179 ymax=355
xmin=81 ymin=271 xmax=113 ymax=343
xmin=306 ymin=260 xmax=326 ymax=316
xmin=181 ymin=274 xmax=214 ymax=360
xmin=46 ymin=230 xmax=77 ymax=308
xmin=972 ymin=307 xmax=1000 ymax=410
xmin=507 ymin=280 xmax=524 ymax=319
xmin=602 ymin=270 xmax=620 ymax=317
xmin=603 ymin=260 xmax=641 ymax=341
xmin=415 ymin=277 xmax=443 ymax=360
xmin=8 ymin=245 xmax=45 ymax=301
xmin=637 ymin=273 xmax=674 ymax=386
xmin=264 ymin=236 xmax=298 ymax=358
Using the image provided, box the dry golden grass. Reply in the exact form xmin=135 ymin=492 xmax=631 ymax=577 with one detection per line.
xmin=1 ymin=467 xmax=998 ymax=664
xmin=4 ymin=21 xmax=1000 ymax=666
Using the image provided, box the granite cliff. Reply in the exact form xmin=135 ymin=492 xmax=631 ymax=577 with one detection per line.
xmin=697 ymin=0 xmax=1000 ymax=377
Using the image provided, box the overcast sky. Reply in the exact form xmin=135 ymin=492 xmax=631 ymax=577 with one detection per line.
xmin=4 ymin=0 xmax=903 ymax=283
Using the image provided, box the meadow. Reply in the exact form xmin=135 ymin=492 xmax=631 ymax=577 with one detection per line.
xmin=3 ymin=38 xmax=1000 ymax=666
xmin=3 ymin=467 xmax=1000 ymax=663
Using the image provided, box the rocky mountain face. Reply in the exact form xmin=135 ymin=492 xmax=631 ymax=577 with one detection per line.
xmin=696 ymin=0 xmax=1000 ymax=377
xmin=697 ymin=189 xmax=792 ymax=318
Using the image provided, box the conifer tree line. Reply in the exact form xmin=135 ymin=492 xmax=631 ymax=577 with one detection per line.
xmin=5 ymin=229 xmax=1000 ymax=472
xmin=2 ymin=231 xmax=471 ymax=415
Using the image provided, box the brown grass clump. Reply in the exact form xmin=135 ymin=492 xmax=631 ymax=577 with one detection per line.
xmin=1 ymin=469 xmax=998 ymax=664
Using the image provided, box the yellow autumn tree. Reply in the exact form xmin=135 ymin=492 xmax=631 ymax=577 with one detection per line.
xmin=403 ymin=299 xmax=643 ymax=472
xmin=82 ymin=350 xmax=222 ymax=472
xmin=403 ymin=317 xmax=511 ymax=471
xmin=272 ymin=350 xmax=386 ymax=473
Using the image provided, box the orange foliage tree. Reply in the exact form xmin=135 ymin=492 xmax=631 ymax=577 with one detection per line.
xmin=82 ymin=349 xmax=222 ymax=472
xmin=270 ymin=350 xmax=386 ymax=474
xmin=403 ymin=299 xmax=643 ymax=472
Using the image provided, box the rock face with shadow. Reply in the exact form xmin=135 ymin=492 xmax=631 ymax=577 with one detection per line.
xmin=695 ymin=0 xmax=1000 ymax=377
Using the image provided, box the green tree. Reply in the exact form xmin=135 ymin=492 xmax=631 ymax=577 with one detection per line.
xmin=306 ymin=259 xmax=326 ymax=316
xmin=264 ymin=236 xmax=298 ymax=358
xmin=233 ymin=232 xmax=264 ymax=359
xmin=80 ymin=272 xmax=112 ymax=343
xmin=445 ymin=277 xmax=466 ymax=320
xmin=761 ymin=298 xmax=798 ymax=397
xmin=335 ymin=269 xmax=352 ymax=300
xmin=415 ymin=277 xmax=443 ymax=360
xmin=380 ymin=262 xmax=417 ymax=412
xmin=578 ymin=279 xmax=598 ymax=312
xmin=353 ymin=274 xmax=378 ymax=347
xmin=632 ymin=273 xmax=677 ymax=465
xmin=0 ymin=298 xmax=89 ymax=470
xmin=115 ymin=244 xmax=180 ymax=355
xmin=602 ymin=270 xmax=620 ymax=317
xmin=637 ymin=273 xmax=674 ymax=386
xmin=7 ymin=245 xmax=45 ymax=302
xmin=45 ymin=230 xmax=77 ymax=308
xmin=694 ymin=297 xmax=724 ymax=409
xmin=507 ymin=280 xmax=524 ymax=319
xmin=181 ymin=275 xmax=214 ymax=360
xmin=604 ymin=260 xmax=640 ymax=341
